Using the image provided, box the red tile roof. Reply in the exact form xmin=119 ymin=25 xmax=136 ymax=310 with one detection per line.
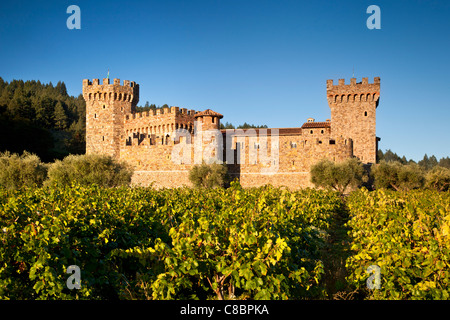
xmin=301 ymin=121 xmax=331 ymax=129
xmin=194 ymin=109 xmax=223 ymax=119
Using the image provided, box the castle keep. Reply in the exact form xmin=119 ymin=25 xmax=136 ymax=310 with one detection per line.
xmin=83 ymin=76 xmax=380 ymax=189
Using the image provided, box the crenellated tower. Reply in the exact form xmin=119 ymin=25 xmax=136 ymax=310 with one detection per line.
xmin=194 ymin=109 xmax=223 ymax=131
xmin=327 ymin=77 xmax=380 ymax=164
xmin=83 ymin=78 xmax=139 ymax=158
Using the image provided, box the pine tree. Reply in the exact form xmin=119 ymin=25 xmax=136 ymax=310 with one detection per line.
xmin=54 ymin=101 xmax=68 ymax=130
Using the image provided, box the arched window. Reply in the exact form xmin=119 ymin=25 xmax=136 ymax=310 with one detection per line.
xmin=364 ymin=111 xmax=368 ymax=117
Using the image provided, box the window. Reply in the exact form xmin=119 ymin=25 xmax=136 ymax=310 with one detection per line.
xmin=103 ymin=105 xmax=106 ymax=109
xmin=321 ymin=130 xmax=324 ymax=134
xmin=310 ymin=130 xmax=313 ymax=134
xmin=212 ymin=117 xmax=215 ymax=124
xmin=364 ymin=111 xmax=368 ymax=116
xmin=290 ymin=142 xmax=297 ymax=148
xmin=94 ymin=113 xmax=97 ymax=118
xmin=102 ymin=136 xmax=104 ymax=141
xmin=329 ymin=139 xmax=336 ymax=145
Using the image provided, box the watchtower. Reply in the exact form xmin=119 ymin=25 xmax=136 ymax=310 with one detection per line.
xmin=326 ymin=77 xmax=380 ymax=164
xmin=194 ymin=109 xmax=223 ymax=131
xmin=83 ymin=78 xmax=139 ymax=158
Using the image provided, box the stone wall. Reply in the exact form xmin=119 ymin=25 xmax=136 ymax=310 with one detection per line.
xmin=83 ymin=76 xmax=379 ymax=190
xmin=327 ymin=77 xmax=380 ymax=164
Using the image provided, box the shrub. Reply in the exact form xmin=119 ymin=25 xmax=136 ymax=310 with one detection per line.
xmin=310 ymin=157 xmax=365 ymax=194
xmin=189 ymin=161 xmax=228 ymax=188
xmin=426 ymin=166 xmax=450 ymax=191
xmin=0 ymin=151 xmax=48 ymax=189
xmin=46 ymin=154 xmax=133 ymax=187
xmin=372 ymin=161 xmax=424 ymax=191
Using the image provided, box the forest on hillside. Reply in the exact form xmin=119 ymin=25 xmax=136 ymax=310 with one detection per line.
xmin=0 ymin=77 xmax=85 ymax=162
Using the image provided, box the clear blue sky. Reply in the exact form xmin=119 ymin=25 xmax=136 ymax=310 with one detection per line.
xmin=1 ymin=0 xmax=449 ymax=162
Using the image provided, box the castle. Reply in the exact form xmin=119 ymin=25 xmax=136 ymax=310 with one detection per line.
xmin=82 ymin=76 xmax=380 ymax=189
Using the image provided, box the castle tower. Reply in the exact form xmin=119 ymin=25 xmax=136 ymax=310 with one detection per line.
xmin=194 ymin=109 xmax=223 ymax=131
xmin=83 ymin=78 xmax=139 ymax=158
xmin=327 ymin=77 xmax=380 ymax=164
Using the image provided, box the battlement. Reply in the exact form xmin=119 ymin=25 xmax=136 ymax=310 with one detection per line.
xmin=326 ymin=77 xmax=380 ymax=89
xmin=83 ymin=78 xmax=138 ymax=88
xmin=326 ymin=77 xmax=380 ymax=104
xmin=82 ymin=78 xmax=139 ymax=104
xmin=125 ymin=107 xmax=197 ymax=121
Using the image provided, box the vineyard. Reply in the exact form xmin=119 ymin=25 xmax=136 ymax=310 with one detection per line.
xmin=0 ymin=182 xmax=449 ymax=299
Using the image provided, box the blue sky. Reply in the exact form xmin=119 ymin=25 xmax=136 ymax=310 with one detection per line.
xmin=0 ymin=0 xmax=449 ymax=161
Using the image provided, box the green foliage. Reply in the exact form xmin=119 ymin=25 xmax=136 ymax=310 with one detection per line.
xmin=418 ymin=154 xmax=438 ymax=171
xmin=310 ymin=158 xmax=365 ymax=194
xmin=219 ymin=122 xmax=268 ymax=129
xmin=0 ymin=151 xmax=48 ymax=190
xmin=372 ymin=161 xmax=425 ymax=191
xmin=135 ymin=102 xmax=168 ymax=113
xmin=345 ymin=188 xmax=450 ymax=299
xmin=189 ymin=162 xmax=229 ymax=189
xmin=0 ymin=77 xmax=85 ymax=161
xmin=0 ymin=183 xmax=343 ymax=299
xmin=45 ymin=154 xmax=133 ymax=188
xmin=425 ymin=166 xmax=450 ymax=191
xmin=0 ymin=184 xmax=166 ymax=299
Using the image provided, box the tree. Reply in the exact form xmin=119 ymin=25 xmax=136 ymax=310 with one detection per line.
xmin=439 ymin=157 xmax=450 ymax=169
xmin=425 ymin=166 xmax=450 ymax=191
xmin=220 ymin=121 xmax=235 ymax=129
xmin=45 ymin=154 xmax=133 ymax=187
xmin=0 ymin=151 xmax=48 ymax=189
xmin=382 ymin=149 xmax=405 ymax=164
xmin=53 ymin=101 xmax=68 ymax=130
xmin=418 ymin=154 xmax=438 ymax=171
xmin=372 ymin=161 xmax=425 ymax=191
xmin=310 ymin=157 xmax=365 ymax=194
xmin=189 ymin=161 xmax=228 ymax=188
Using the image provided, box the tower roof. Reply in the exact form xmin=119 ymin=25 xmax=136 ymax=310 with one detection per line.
xmin=194 ymin=109 xmax=223 ymax=119
xmin=301 ymin=121 xmax=331 ymax=129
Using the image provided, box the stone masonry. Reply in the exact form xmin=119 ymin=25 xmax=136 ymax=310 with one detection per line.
xmin=83 ymin=77 xmax=380 ymax=189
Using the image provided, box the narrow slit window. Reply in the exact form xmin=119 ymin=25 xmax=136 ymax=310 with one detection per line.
xmin=364 ymin=111 xmax=368 ymax=116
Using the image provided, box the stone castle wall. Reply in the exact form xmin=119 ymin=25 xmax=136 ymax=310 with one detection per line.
xmin=83 ymin=76 xmax=379 ymax=190
xmin=327 ymin=77 xmax=380 ymax=164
